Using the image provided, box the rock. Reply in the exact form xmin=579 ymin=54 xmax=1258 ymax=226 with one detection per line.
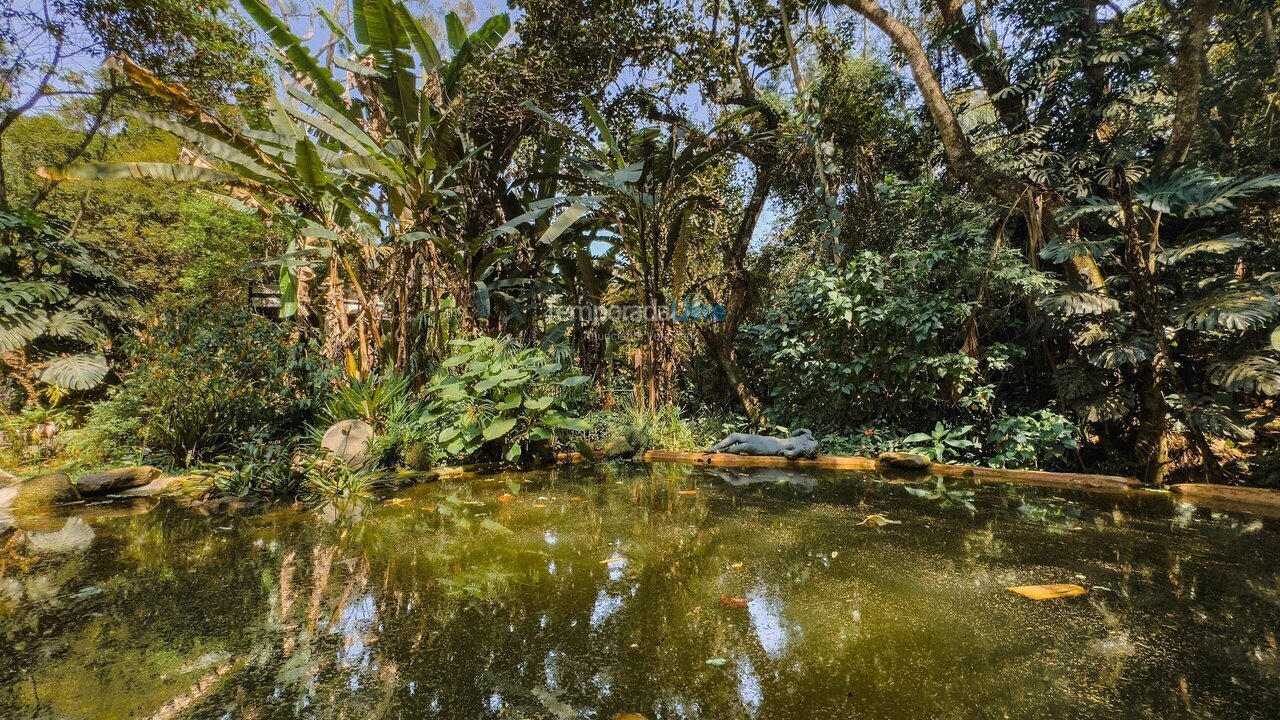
xmin=10 ymin=472 xmax=77 ymax=511
xmin=596 ymin=436 xmax=634 ymax=459
xmin=75 ymin=466 xmax=162 ymax=495
xmin=0 ymin=468 xmax=18 ymax=487
xmin=26 ymin=517 xmax=95 ymax=554
xmin=198 ymin=494 xmax=262 ymax=513
xmin=116 ymin=475 xmax=180 ymax=497
xmin=878 ymin=452 xmax=932 ymax=470
xmin=321 ymin=420 xmax=375 ymax=469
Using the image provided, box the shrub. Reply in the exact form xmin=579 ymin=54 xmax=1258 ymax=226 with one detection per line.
xmin=202 ymin=437 xmax=303 ymax=498
xmin=82 ymin=306 xmax=328 ymax=467
xmin=424 ymin=337 xmax=592 ymax=463
xmin=985 ymin=410 xmax=1080 ymax=470
xmin=585 ymin=405 xmax=740 ymax=453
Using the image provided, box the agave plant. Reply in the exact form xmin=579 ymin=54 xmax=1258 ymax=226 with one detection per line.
xmin=0 ymin=208 xmax=137 ymax=399
xmin=1039 ymin=166 xmax=1280 ymax=482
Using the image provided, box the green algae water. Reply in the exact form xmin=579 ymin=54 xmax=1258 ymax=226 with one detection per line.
xmin=1 ymin=462 xmax=1278 ymax=719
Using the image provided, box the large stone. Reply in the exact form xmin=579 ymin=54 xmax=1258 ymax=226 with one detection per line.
xmin=116 ymin=475 xmax=186 ymax=497
xmin=75 ymin=466 xmax=162 ymax=495
xmin=878 ymin=452 xmax=932 ymax=470
xmin=0 ymin=468 xmax=18 ymax=487
xmin=595 ymin=436 xmax=635 ymax=459
xmin=10 ymin=472 xmax=77 ymax=512
xmin=321 ymin=420 xmax=375 ymax=469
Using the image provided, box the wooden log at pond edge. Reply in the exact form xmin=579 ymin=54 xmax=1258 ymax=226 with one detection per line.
xmin=637 ymin=451 xmax=1140 ymax=490
xmin=555 ymin=451 xmax=1280 ymax=516
xmin=1169 ymin=483 xmax=1280 ymax=518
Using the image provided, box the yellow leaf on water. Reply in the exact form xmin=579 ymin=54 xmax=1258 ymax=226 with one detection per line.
xmin=613 ymin=714 xmax=649 ymax=720
xmin=1007 ymin=583 xmax=1088 ymax=600
xmin=678 ymin=490 xmax=698 ymax=496
xmin=600 ymin=556 xmax=626 ymax=565
xmin=497 ymin=493 xmax=517 ymax=503
xmin=730 ymin=562 xmax=744 ymax=570
xmin=860 ymin=514 xmax=902 ymax=527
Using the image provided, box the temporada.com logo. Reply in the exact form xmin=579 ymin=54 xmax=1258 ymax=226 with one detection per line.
xmin=559 ymin=299 xmax=729 ymax=323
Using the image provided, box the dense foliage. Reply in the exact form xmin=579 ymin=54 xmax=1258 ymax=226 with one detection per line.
xmin=4 ymin=0 xmax=1280 ymax=489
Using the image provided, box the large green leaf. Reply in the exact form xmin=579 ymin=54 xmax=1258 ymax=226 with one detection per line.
xmin=482 ymin=417 xmax=518 ymax=441
xmin=362 ymin=0 xmax=419 ymax=140
xmin=1038 ymin=290 xmax=1120 ymax=316
xmin=1174 ymin=284 xmax=1278 ymax=331
xmin=45 ymin=310 xmax=103 ymax=344
xmin=394 ymin=2 xmax=441 ymax=70
xmin=239 ymin=0 xmax=347 ymax=111
xmin=0 ymin=309 xmax=49 ymax=353
xmin=35 ymin=163 xmax=240 ymax=184
xmin=124 ymin=110 xmax=282 ymax=183
xmin=1209 ymin=356 xmax=1280 ymax=396
xmin=37 ymin=353 xmax=109 ymax=390
xmin=294 ymin=138 xmax=328 ymax=191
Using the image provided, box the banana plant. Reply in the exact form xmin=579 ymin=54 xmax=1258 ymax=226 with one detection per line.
xmin=526 ymin=98 xmax=754 ymax=407
xmin=35 ymin=0 xmax=527 ymax=374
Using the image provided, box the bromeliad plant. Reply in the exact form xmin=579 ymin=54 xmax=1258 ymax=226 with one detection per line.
xmin=423 ymin=337 xmax=591 ymax=463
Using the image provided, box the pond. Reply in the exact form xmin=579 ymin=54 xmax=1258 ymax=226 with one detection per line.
xmin=1 ymin=462 xmax=1278 ymax=719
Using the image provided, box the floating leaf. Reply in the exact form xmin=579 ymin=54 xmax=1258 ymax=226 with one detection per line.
xmin=860 ymin=514 xmax=902 ymax=527
xmin=719 ymin=596 xmax=749 ymax=609
xmin=1007 ymin=584 xmax=1087 ymax=600
xmin=480 ymin=518 xmax=513 ymax=534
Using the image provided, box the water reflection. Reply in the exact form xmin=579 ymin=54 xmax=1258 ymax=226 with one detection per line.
xmin=0 ymin=463 xmax=1278 ymax=718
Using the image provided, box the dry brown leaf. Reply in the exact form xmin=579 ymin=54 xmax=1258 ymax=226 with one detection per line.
xmin=497 ymin=493 xmax=517 ymax=503
xmin=678 ymin=490 xmax=699 ymax=496
xmin=719 ymin=596 xmax=749 ymax=609
xmin=600 ymin=556 xmax=626 ymax=565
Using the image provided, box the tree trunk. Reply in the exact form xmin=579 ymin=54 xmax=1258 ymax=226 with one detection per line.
xmin=1163 ymin=0 xmax=1220 ymax=164
xmin=698 ymin=324 xmax=763 ymax=424
xmin=833 ymin=0 xmax=1105 ymax=290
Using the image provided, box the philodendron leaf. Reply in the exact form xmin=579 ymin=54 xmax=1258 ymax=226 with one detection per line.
xmin=483 ymin=417 xmax=518 ymax=441
xmin=560 ymin=375 xmax=591 ymax=387
xmin=504 ymin=443 xmax=522 ymax=462
xmin=37 ymin=353 xmax=108 ymax=390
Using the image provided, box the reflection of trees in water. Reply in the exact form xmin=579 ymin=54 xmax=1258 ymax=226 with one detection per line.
xmin=2 ymin=465 xmax=1280 ymax=717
